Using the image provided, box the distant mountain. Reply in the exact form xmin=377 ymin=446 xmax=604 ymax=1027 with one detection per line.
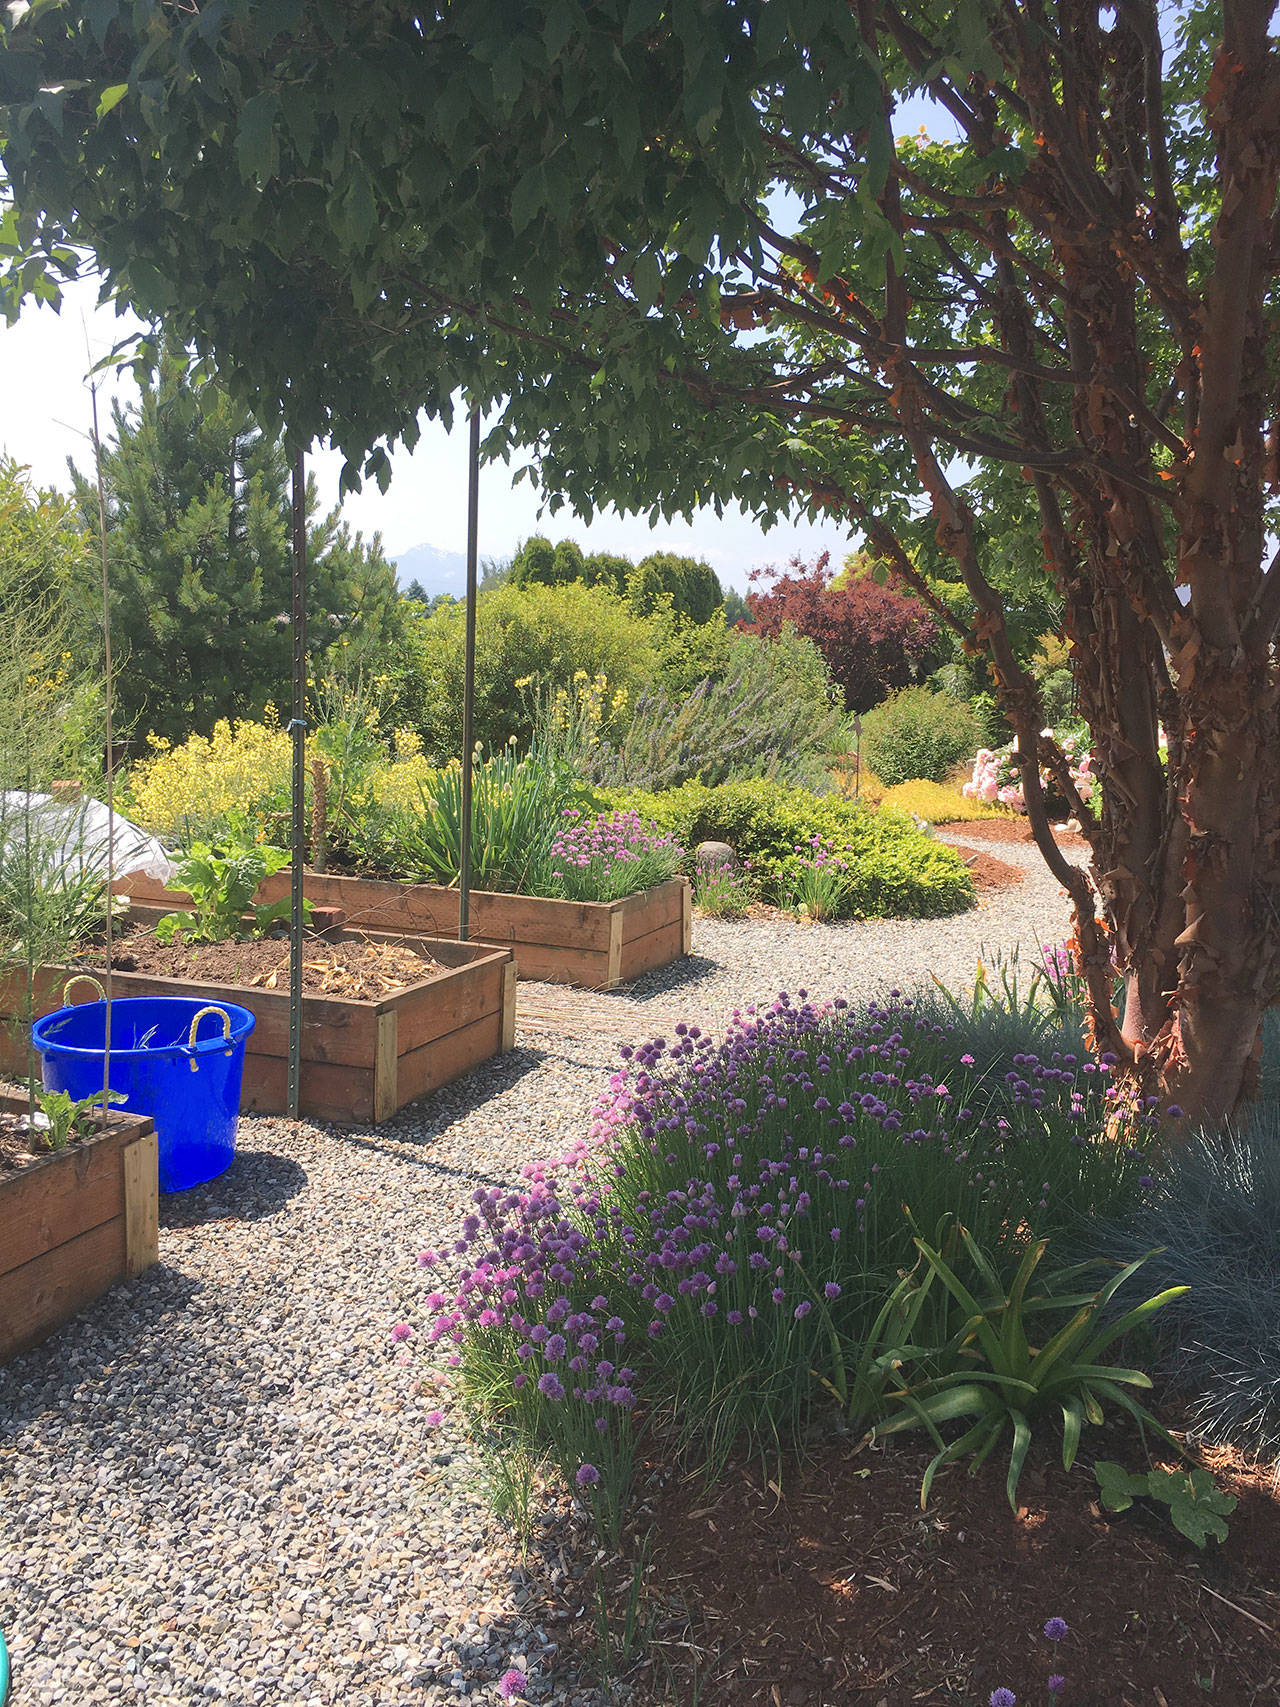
xmin=393 ymin=541 xmax=467 ymax=599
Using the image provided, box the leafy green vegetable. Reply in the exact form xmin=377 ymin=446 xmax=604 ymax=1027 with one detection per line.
xmin=156 ymin=824 xmax=298 ymax=944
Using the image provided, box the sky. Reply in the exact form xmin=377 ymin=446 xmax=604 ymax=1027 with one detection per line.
xmin=0 ymin=276 xmax=853 ymax=590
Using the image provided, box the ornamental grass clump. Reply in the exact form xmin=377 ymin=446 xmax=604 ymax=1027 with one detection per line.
xmin=544 ymin=809 xmax=684 ymax=904
xmin=426 ymin=991 xmax=1164 ymax=1531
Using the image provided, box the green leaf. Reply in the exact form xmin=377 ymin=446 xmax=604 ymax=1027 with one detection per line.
xmin=1093 ymin=1460 xmax=1143 ymax=1513
xmin=236 ymin=90 xmax=280 ymax=182
xmin=543 ymin=0 xmax=580 ymax=59
xmin=1168 ymin=1498 xmax=1231 ymax=1549
xmin=1005 ymin=1409 xmax=1033 ymax=1510
xmin=331 ymin=172 xmax=377 ymax=248
xmin=510 ymin=166 xmax=546 ymax=236
xmin=96 ymin=82 xmax=128 ymax=120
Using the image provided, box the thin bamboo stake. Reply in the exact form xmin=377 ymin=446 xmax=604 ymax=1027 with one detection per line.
xmin=89 ymin=373 xmax=114 ymax=1105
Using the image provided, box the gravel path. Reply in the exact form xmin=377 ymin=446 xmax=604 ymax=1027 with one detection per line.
xmin=0 ymin=838 xmax=1079 ymax=1706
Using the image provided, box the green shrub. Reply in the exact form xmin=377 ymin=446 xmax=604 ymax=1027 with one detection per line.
xmin=587 ymin=655 xmax=843 ymax=791
xmin=859 ymin=686 xmax=979 ymax=786
xmin=607 ymin=778 xmax=973 ymax=918
xmin=395 ymin=581 xmax=659 ymax=759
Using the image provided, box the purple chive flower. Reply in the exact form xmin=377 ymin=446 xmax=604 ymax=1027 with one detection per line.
xmin=990 ymin=1692 xmax=1017 ymax=1707
xmin=424 ymin=1409 xmax=444 ymax=1427
xmin=1048 ymin=1678 xmax=1065 ymax=1696
xmin=497 ymin=1669 xmax=526 ymax=1700
xmin=537 ymin=1372 xmax=565 ymax=1400
xmin=575 ymin=1463 xmax=601 ymax=1487
xmin=1044 ymin=1618 xmax=1068 ymax=1643
xmin=824 ymin=1282 xmax=842 ymax=1300
xmin=390 ymin=1322 xmax=413 ymax=1343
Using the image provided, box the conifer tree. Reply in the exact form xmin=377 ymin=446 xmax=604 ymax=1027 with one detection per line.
xmin=69 ymin=346 xmax=402 ymax=743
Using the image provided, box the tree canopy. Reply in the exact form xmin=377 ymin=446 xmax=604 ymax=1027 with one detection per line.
xmin=747 ymin=552 xmax=940 ymax=714
xmin=510 ymin=535 xmax=725 ymax=622
xmin=3 ymin=1 xmax=1280 ymax=1121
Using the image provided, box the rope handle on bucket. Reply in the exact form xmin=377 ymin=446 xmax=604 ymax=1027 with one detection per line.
xmin=187 ymin=1005 xmax=233 ymax=1070
xmin=62 ymin=974 xmax=107 ymax=1005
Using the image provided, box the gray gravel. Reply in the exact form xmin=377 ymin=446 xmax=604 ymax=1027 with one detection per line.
xmin=0 ymin=839 xmax=1078 ymax=1705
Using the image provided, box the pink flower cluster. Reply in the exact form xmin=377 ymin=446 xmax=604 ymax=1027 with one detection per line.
xmin=548 ymin=808 xmax=684 ymax=902
xmin=963 ymin=729 xmax=1094 ymax=814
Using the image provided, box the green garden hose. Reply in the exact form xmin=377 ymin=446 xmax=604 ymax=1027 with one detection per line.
xmin=0 ymin=1624 xmax=10 ymax=1704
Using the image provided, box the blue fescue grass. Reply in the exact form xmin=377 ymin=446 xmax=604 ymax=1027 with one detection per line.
xmin=1089 ymin=1015 xmax=1280 ymax=1466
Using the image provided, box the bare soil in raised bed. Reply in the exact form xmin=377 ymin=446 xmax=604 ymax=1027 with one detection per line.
xmin=570 ymin=1428 xmax=1280 ymax=1707
xmin=78 ymin=929 xmax=442 ymax=1000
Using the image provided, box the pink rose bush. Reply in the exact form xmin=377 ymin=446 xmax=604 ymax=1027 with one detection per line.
xmin=963 ymin=729 xmax=1095 ymax=815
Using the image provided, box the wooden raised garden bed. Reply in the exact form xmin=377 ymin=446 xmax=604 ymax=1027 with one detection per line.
xmin=0 ymin=934 xmax=516 ymax=1127
xmin=1 ymin=1092 xmax=158 ymax=1365
xmin=119 ymin=871 xmax=693 ymax=990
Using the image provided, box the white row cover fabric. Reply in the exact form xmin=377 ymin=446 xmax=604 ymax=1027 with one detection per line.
xmin=0 ymin=791 xmax=175 ymax=886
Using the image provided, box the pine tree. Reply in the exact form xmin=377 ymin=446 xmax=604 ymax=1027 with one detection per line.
xmin=70 ymin=346 xmax=403 ymax=744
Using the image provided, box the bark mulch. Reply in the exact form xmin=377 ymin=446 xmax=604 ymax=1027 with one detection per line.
xmin=937 ymin=843 xmax=1026 ymax=893
xmin=563 ymin=1430 xmax=1280 ymax=1707
xmin=948 ymin=819 xmax=1088 ymax=852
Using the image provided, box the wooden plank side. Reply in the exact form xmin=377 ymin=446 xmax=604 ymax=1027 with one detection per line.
xmin=0 ymin=1124 xmax=131 ymax=1275
xmin=0 ymin=1215 xmax=128 ymax=1364
xmin=257 ymin=870 xmax=459 ymax=937
xmin=619 ymin=919 xmax=688 ymax=984
xmin=242 ymin=1055 xmax=376 ymax=1125
xmin=0 ymin=964 xmax=381 ymax=1067
xmin=260 ymin=871 xmax=617 ymax=951
xmin=389 ymin=953 xmax=507 ymax=1054
xmin=617 ymin=878 xmax=689 ymax=945
xmin=395 ymin=1009 xmax=505 ymax=1108
xmin=507 ymin=944 xmax=613 ymax=986
xmin=122 ymin=1130 xmax=159 ymax=1278
xmin=372 ymin=1010 xmax=398 ymax=1125
xmin=501 ymin=961 xmax=517 ymax=1052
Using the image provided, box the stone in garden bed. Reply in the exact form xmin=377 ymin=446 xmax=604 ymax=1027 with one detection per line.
xmin=0 ymin=1089 xmax=158 ymax=1364
xmin=0 ymin=930 xmax=516 ymax=1127
xmin=118 ymin=870 xmax=693 ymax=991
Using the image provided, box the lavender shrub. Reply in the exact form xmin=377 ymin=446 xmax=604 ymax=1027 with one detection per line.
xmin=423 ymin=991 xmax=1164 ymax=1533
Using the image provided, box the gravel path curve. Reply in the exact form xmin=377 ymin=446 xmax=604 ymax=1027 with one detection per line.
xmin=0 ymin=838 xmax=1080 ymax=1706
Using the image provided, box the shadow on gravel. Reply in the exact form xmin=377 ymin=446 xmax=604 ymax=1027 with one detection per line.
xmin=0 ymin=1263 xmax=205 ymax=1413
xmin=321 ymin=1046 xmax=551 ymax=1178
xmin=160 ymin=1149 xmax=309 ymax=1228
xmin=623 ymin=953 xmax=722 ymax=1002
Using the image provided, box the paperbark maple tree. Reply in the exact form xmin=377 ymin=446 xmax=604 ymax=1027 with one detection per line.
xmin=3 ymin=0 xmax=1279 ymax=1122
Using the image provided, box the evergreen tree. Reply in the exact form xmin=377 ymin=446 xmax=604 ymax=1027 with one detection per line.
xmin=70 ymin=347 xmax=402 ymax=744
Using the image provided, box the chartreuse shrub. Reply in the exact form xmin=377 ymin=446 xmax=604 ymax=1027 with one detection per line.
xmin=123 ymin=715 xmax=294 ymax=845
xmin=879 ymin=778 xmax=1010 ymax=824
xmin=860 ymin=686 xmax=979 ymax=786
xmin=422 ymin=991 xmax=1165 ymax=1538
xmin=608 ymin=778 xmax=974 ymax=918
xmin=396 ymin=581 xmax=659 ymax=759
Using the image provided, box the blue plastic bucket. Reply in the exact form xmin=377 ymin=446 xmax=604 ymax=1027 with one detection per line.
xmin=32 ymin=992 xmax=256 ymax=1194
